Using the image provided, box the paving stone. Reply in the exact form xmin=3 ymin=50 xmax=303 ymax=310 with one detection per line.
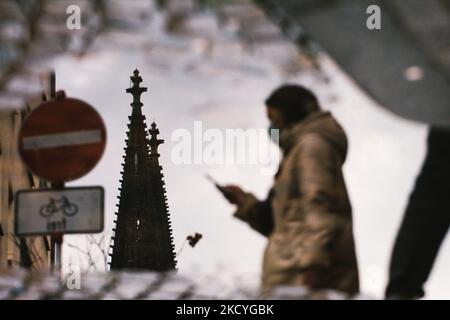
xmin=0 ymin=92 xmax=27 ymax=111
xmin=0 ymin=21 xmax=30 ymax=44
xmin=104 ymin=0 xmax=154 ymax=29
xmin=109 ymin=271 xmax=161 ymax=299
xmin=169 ymin=11 xmax=220 ymax=38
xmin=0 ymin=44 xmax=22 ymax=75
xmin=5 ymin=73 xmax=44 ymax=97
xmin=0 ymin=1 xmax=26 ymax=21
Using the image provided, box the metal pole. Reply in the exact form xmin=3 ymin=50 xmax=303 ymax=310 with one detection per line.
xmin=50 ymin=181 xmax=64 ymax=273
xmin=54 ymin=234 xmax=63 ymax=271
xmin=49 ymin=70 xmax=58 ymax=273
xmin=50 ymin=237 xmax=55 ymax=272
xmin=50 ymin=71 xmax=56 ymax=99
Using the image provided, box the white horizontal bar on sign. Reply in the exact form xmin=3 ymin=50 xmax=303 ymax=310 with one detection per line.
xmin=22 ymin=129 xmax=102 ymax=150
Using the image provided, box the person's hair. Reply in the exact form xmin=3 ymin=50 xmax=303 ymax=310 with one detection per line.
xmin=265 ymin=84 xmax=320 ymax=125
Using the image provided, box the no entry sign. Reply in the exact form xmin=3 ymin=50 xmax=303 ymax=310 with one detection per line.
xmin=18 ymin=93 xmax=106 ymax=182
xmin=15 ymin=186 xmax=104 ymax=236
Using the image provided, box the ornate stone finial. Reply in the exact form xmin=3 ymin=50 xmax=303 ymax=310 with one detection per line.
xmin=126 ymin=69 xmax=147 ymax=108
xmin=149 ymin=122 xmax=164 ymax=157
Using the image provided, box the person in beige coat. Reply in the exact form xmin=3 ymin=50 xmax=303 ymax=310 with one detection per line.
xmin=222 ymin=85 xmax=359 ymax=296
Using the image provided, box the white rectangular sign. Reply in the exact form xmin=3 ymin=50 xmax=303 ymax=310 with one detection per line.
xmin=15 ymin=186 xmax=104 ymax=236
xmin=22 ymin=129 xmax=103 ymax=150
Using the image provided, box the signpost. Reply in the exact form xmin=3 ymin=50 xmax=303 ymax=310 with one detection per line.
xmin=15 ymin=86 xmax=107 ymax=273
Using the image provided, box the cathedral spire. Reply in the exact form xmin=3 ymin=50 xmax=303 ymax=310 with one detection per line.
xmin=110 ymin=70 xmax=176 ymax=272
xmin=149 ymin=122 xmax=164 ymax=157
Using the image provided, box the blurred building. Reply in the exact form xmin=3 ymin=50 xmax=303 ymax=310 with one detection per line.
xmin=0 ymin=77 xmax=52 ymax=270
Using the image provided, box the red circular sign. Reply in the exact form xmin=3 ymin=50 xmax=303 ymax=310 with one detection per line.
xmin=18 ymin=95 xmax=106 ymax=182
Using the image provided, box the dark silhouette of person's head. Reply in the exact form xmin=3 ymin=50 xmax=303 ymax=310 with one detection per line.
xmin=265 ymin=85 xmax=320 ymax=129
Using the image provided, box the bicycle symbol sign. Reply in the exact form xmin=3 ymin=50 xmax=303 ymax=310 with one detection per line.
xmin=15 ymin=187 xmax=104 ymax=236
xmin=39 ymin=196 xmax=78 ymax=218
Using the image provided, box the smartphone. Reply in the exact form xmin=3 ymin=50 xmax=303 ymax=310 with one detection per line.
xmin=205 ymin=174 xmax=226 ymax=194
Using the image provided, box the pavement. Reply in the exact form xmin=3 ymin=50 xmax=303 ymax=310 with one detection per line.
xmin=0 ymin=267 xmax=361 ymax=299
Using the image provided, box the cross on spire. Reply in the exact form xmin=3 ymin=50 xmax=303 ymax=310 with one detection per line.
xmin=126 ymin=69 xmax=147 ymax=108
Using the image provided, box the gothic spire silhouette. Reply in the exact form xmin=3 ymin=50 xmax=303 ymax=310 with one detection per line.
xmin=110 ymin=70 xmax=176 ymax=271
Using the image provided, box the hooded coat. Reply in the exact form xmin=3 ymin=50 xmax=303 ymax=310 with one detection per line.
xmin=234 ymin=111 xmax=359 ymax=296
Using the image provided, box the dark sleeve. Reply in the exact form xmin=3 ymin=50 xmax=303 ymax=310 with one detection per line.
xmin=233 ymin=190 xmax=274 ymax=237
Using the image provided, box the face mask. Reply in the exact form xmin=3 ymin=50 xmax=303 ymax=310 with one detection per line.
xmin=267 ymin=122 xmax=280 ymax=144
